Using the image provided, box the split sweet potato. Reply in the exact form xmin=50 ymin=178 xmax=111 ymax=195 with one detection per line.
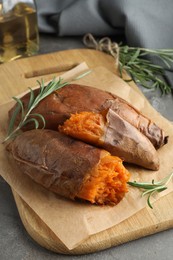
xmin=9 ymin=84 xmax=168 ymax=149
xmin=7 ymin=129 xmax=130 ymax=205
xmin=59 ymin=111 xmax=160 ymax=171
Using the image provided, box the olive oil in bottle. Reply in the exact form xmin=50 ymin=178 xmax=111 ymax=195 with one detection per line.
xmin=0 ymin=1 xmax=39 ymax=63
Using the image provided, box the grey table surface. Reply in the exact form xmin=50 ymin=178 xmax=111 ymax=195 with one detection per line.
xmin=0 ymin=34 xmax=173 ymax=260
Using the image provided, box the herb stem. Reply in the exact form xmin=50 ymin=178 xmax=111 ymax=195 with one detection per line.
xmin=127 ymin=172 xmax=173 ymax=209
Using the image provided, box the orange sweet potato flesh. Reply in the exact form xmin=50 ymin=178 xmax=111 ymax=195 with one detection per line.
xmin=9 ymin=84 xmax=168 ymax=149
xmin=78 ymin=154 xmax=130 ymax=205
xmin=59 ymin=111 xmax=160 ymax=170
xmin=7 ymin=129 xmax=130 ymax=205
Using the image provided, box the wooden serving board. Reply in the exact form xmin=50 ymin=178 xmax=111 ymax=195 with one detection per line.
xmin=1 ymin=49 xmax=173 ymax=255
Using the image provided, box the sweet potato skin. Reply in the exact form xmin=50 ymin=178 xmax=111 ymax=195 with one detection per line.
xmin=7 ymin=129 xmax=102 ymax=199
xmin=8 ymin=84 xmax=167 ymax=149
xmin=103 ymin=109 xmax=159 ymax=170
xmin=101 ymin=99 xmax=168 ymax=149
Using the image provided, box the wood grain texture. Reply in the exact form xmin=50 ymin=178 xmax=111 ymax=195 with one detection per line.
xmin=12 ymin=190 xmax=173 ymax=255
xmin=0 ymin=49 xmax=139 ymax=104
xmin=1 ymin=49 xmax=173 ymax=255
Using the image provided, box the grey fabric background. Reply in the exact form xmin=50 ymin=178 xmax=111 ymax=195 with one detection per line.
xmin=35 ymin=0 xmax=173 ymax=87
xmin=36 ymin=0 xmax=173 ymax=48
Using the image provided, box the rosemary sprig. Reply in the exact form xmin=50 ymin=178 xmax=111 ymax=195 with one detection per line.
xmin=3 ymin=78 xmax=67 ymax=143
xmin=127 ymin=172 xmax=173 ymax=209
xmin=119 ymin=45 xmax=173 ymax=94
xmin=83 ymin=34 xmax=173 ymax=94
xmin=3 ymin=70 xmax=91 ymax=143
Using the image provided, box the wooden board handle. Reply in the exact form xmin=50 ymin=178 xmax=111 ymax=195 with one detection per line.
xmin=25 ymin=63 xmax=79 ymax=78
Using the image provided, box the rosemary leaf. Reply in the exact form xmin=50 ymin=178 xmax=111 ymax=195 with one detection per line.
xmin=12 ymin=97 xmax=25 ymax=120
xmin=22 ymin=118 xmax=39 ymax=129
xmin=128 ymin=49 xmax=140 ymax=64
xmin=127 ymin=181 xmax=160 ymax=190
xmin=27 ymin=87 xmax=35 ymax=110
xmin=29 ymin=113 xmax=46 ymax=129
xmin=7 ymin=103 xmax=21 ymax=136
xmin=39 ymin=79 xmax=45 ymax=95
xmin=147 ymin=193 xmax=153 ymax=209
xmin=142 ymin=186 xmax=167 ymax=196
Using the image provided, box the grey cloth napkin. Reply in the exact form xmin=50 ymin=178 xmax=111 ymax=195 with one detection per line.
xmin=36 ymin=0 xmax=173 ymax=49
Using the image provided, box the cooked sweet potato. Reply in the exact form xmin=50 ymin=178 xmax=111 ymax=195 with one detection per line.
xmin=9 ymin=84 xmax=167 ymax=149
xmin=59 ymin=111 xmax=160 ymax=171
xmin=100 ymin=99 xmax=168 ymax=149
xmin=7 ymin=129 xmax=130 ymax=205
